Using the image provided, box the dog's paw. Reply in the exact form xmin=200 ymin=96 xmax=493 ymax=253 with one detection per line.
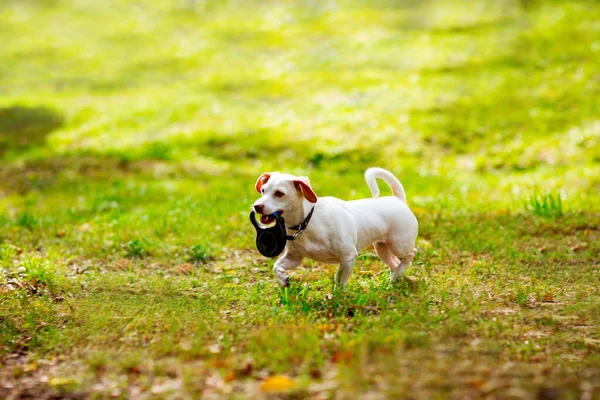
xmin=389 ymin=272 xmax=401 ymax=283
xmin=278 ymin=276 xmax=291 ymax=287
xmin=391 ymin=274 xmax=418 ymax=287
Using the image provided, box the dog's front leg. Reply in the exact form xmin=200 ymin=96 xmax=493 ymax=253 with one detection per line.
xmin=273 ymin=252 xmax=302 ymax=287
xmin=335 ymin=252 xmax=357 ymax=288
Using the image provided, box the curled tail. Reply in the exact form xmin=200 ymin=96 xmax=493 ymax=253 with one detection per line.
xmin=364 ymin=167 xmax=407 ymax=203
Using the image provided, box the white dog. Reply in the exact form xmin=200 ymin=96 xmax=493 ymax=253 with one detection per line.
xmin=252 ymin=167 xmax=418 ymax=287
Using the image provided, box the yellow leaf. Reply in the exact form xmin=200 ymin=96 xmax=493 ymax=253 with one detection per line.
xmin=49 ymin=377 xmax=77 ymax=387
xmin=225 ymin=371 xmax=236 ymax=382
xmin=25 ymin=361 xmax=37 ymax=372
xmin=261 ymin=375 xmax=296 ymax=392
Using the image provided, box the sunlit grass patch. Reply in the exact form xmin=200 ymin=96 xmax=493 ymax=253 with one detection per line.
xmin=124 ymin=238 xmax=147 ymax=259
xmin=187 ymin=243 xmax=213 ymax=265
xmin=524 ymin=190 xmax=563 ymax=217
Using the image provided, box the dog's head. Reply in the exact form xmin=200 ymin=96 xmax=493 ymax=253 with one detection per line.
xmin=252 ymin=172 xmax=317 ymax=224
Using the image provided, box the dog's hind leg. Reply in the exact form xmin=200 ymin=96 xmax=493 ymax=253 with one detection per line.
xmin=390 ymin=248 xmax=417 ymax=282
xmin=374 ymin=242 xmax=400 ymax=276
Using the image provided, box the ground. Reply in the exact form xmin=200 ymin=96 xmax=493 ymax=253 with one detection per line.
xmin=0 ymin=0 xmax=599 ymax=398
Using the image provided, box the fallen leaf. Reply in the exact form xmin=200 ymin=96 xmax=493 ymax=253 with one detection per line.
xmin=331 ymin=350 xmax=354 ymax=364
xmin=309 ymin=369 xmax=322 ymax=379
xmin=261 ymin=375 xmax=296 ymax=392
xmin=468 ymin=378 xmax=484 ymax=390
xmin=25 ymin=361 xmax=38 ymax=372
xmin=212 ymin=359 xmax=229 ymax=369
xmin=224 ymin=371 xmax=236 ymax=382
xmin=49 ymin=377 xmax=77 ymax=387
xmin=570 ymin=243 xmax=588 ymax=252
xmin=112 ymin=259 xmax=132 ymax=270
xmin=238 ymin=362 xmax=253 ymax=377
xmin=9 ymin=244 xmax=23 ymax=254
xmin=126 ymin=366 xmax=141 ymax=375
xmin=177 ymin=263 xmax=195 ymax=275
xmin=584 ymin=338 xmax=600 ymax=349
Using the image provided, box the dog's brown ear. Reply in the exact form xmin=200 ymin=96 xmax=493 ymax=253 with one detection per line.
xmin=255 ymin=173 xmax=272 ymax=193
xmin=294 ymin=177 xmax=318 ymax=203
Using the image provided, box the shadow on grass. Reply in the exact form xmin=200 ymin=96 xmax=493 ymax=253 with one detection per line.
xmin=0 ymin=155 xmax=213 ymax=195
xmin=0 ymin=105 xmax=63 ymax=157
xmin=278 ymin=277 xmax=421 ymax=319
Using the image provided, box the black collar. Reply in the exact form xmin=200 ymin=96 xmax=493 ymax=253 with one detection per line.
xmin=286 ymin=207 xmax=315 ymax=241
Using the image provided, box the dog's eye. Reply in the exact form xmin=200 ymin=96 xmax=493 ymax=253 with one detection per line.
xmin=261 ymin=188 xmax=265 ymax=194
xmin=275 ymin=191 xmax=285 ymax=197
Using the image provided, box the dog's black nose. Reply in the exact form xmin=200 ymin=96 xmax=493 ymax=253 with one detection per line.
xmin=254 ymin=204 xmax=264 ymax=213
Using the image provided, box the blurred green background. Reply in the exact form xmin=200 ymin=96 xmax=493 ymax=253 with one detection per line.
xmin=2 ymin=0 xmax=598 ymax=180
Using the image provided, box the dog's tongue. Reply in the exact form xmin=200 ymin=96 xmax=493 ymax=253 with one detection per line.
xmin=260 ymin=214 xmax=275 ymax=224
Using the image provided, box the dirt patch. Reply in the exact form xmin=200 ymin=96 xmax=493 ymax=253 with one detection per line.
xmin=0 ymin=353 xmax=87 ymax=399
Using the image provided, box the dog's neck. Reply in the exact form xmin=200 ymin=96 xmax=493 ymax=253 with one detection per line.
xmin=286 ymin=199 xmax=315 ymax=229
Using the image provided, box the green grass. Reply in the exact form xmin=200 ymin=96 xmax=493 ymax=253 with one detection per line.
xmin=1 ymin=0 xmax=599 ymax=398
xmin=525 ymin=190 xmax=564 ymax=217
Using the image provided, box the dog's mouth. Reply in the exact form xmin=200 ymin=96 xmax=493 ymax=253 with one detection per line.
xmin=259 ymin=211 xmax=282 ymax=225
